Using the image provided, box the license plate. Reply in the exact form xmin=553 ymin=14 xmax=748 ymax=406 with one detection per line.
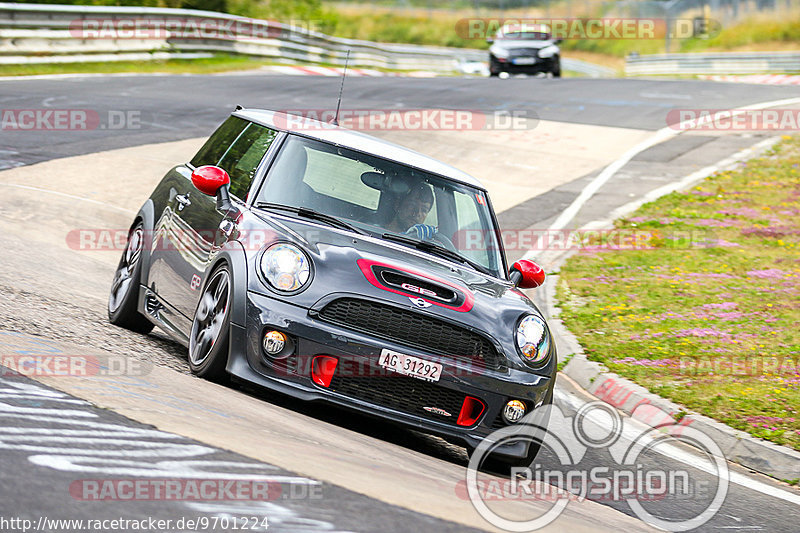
xmin=378 ymin=349 xmax=442 ymax=382
xmin=513 ymin=57 xmax=536 ymax=65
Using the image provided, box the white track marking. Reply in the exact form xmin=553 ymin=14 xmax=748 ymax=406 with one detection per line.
xmin=527 ymin=95 xmax=800 ymax=248
xmin=0 ymin=182 xmax=136 ymax=214
xmin=0 ymin=73 xmax=178 ymax=82
xmin=555 ymin=389 xmax=800 ymax=507
xmin=581 ymin=136 xmax=780 ymax=230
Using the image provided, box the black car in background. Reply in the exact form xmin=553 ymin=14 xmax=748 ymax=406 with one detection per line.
xmin=108 ymin=108 xmax=556 ymax=467
xmin=489 ymin=24 xmax=562 ymax=77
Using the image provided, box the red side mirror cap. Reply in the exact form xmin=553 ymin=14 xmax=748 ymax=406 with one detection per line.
xmin=511 ymin=259 xmax=545 ymax=289
xmin=191 ymin=165 xmax=230 ymax=196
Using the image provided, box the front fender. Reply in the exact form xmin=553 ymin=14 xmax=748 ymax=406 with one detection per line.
xmin=207 ymin=240 xmax=248 ymax=328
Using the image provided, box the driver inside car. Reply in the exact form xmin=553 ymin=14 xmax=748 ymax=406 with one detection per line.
xmin=385 ymin=183 xmax=436 ymax=240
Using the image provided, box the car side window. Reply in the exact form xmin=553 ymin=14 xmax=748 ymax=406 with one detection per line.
xmin=190 ymin=116 xmax=278 ymax=201
xmin=217 ymin=123 xmax=279 ymax=199
xmin=190 ymin=116 xmax=248 ymax=169
xmin=454 ymin=189 xmax=490 ymax=267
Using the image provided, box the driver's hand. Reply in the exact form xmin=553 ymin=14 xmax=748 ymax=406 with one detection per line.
xmin=406 ymin=224 xmax=437 ymax=240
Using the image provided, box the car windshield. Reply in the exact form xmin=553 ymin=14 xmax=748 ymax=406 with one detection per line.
xmin=500 ymin=31 xmax=550 ymax=41
xmin=254 ymin=135 xmax=506 ymax=278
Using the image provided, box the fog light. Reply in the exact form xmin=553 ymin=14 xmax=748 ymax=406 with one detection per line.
xmin=263 ymin=330 xmax=286 ymax=355
xmin=503 ymin=400 xmax=527 ymax=423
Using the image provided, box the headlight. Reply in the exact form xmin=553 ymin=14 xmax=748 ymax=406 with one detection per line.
xmin=537 ymin=45 xmax=558 ymax=58
xmin=516 ymin=314 xmax=551 ymax=365
xmin=490 ymin=45 xmax=510 ymax=59
xmin=260 ymin=243 xmax=311 ymax=292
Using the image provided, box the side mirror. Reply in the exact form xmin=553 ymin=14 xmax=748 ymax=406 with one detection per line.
xmin=191 ymin=165 xmax=235 ymax=213
xmin=509 ymin=259 xmax=545 ymax=289
xmin=486 ymin=37 xmax=494 ymax=44
xmin=553 ymin=38 xmax=562 ymax=44
xmin=191 ymin=165 xmax=230 ymax=196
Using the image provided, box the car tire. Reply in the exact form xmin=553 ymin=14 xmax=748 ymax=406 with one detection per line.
xmin=489 ymin=56 xmax=501 ymax=77
xmin=108 ymin=221 xmax=154 ymax=334
xmin=552 ymin=57 xmax=562 ymax=78
xmin=188 ymin=263 xmax=231 ymax=382
xmin=473 ymin=387 xmax=554 ymax=475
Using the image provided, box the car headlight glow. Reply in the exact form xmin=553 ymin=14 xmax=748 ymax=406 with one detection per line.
xmin=537 ymin=45 xmax=558 ymax=58
xmin=490 ymin=45 xmax=510 ymax=59
xmin=260 ymin=243 xmax=311 ymax=292
xmin=516 ymin=314 xmax=551 ymax=365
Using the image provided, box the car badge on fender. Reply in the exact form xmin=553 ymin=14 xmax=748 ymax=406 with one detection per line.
xmin=409 ymin=297 xmax=432 ymax=308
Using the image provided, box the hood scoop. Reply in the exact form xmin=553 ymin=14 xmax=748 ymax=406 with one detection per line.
xmin=356 ymin=259 xmax=474 ymax=312
xmin=377 ymin=267 xmax=458 ymax=304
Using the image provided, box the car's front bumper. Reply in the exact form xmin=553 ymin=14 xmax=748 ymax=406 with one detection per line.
xmin=226 ymin=290 xmax=555 ymax=459
xmin=491 ymin=56 xmax=558 ymax=74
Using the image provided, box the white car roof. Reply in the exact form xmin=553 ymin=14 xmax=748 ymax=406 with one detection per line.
xmin=235 ymin=108 xmax=487 ymax=191
xmin=499 ymin=23 xmax=551 ymax=35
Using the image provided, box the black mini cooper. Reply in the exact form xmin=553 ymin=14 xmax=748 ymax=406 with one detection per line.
xmin=108 ymin=108 xmax=556 ymax=466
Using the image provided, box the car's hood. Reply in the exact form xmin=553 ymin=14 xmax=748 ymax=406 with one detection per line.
xmin=491 ymin=39 xmax=553 ymax=51
xmin=244 ymin=210 xmax=541 ymax=321
xmin=253 ymin=211 xmax=509 ymax=293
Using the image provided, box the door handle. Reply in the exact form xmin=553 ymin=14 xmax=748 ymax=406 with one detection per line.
xmin=219 ymin=219 xmax=235 ymax=239
xmin=175 ymin=194 xmax=191 ymax=211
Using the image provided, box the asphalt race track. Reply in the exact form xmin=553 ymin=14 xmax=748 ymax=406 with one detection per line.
xmin=1 ymin=72 xmax=799 ymax=532
xmin=3 ymin=74 xmax=799 ymax=169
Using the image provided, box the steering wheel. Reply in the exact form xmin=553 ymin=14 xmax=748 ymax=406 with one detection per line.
xmin=430 ymin=232 xmax=458 ymax=252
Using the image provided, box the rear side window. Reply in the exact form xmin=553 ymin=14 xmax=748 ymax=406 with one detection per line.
xmin=191 ymin=116 xmax=278 ymax=200
xmin=218 ymin=124 xmax=278 ymax=199
xmin=191 ymin=116 xmax=247 ymax=169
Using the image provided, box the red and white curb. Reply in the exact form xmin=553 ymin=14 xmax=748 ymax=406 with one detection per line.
xmin=700 ymin=74 xmax=800 ymax=85
xmin=262 ymin=65 xmax=438 ymax=77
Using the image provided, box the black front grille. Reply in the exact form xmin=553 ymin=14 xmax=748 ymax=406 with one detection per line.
xmin=509 ymin=48 xmax=540 ymax=57
xmin=491 ymin=410 xmax=508 ymax=429
xmin=317 ymin=298 xmax=504 ymax=370
xmin=329 ymin=372 xmax=468 ymax=424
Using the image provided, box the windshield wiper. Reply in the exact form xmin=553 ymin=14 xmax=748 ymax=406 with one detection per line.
xmin=381 ymin=232 xmax=493 ymax=276
xmin=254 ymin=202 xmax=367 ymax=236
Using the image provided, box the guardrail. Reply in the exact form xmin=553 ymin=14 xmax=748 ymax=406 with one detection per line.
xmin=0 ymin=2 xmax=480 ymax=71
xmin=0 ymin=2 xmax=614 ymax=77
xmin=626 ymin=51 xmax=800 ymax=76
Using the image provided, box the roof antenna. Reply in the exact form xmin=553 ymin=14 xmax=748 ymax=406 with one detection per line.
xmin=332 ymin=50 xmax=350 ymax=126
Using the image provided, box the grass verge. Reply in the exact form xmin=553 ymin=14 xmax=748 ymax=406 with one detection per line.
xmin=0 ymin=54 xmax=284 ymax=77
xmin=557 ymin=135 xmax=800 ymax=451
xmin=0 ymin=54 xmax=431 ymax=78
